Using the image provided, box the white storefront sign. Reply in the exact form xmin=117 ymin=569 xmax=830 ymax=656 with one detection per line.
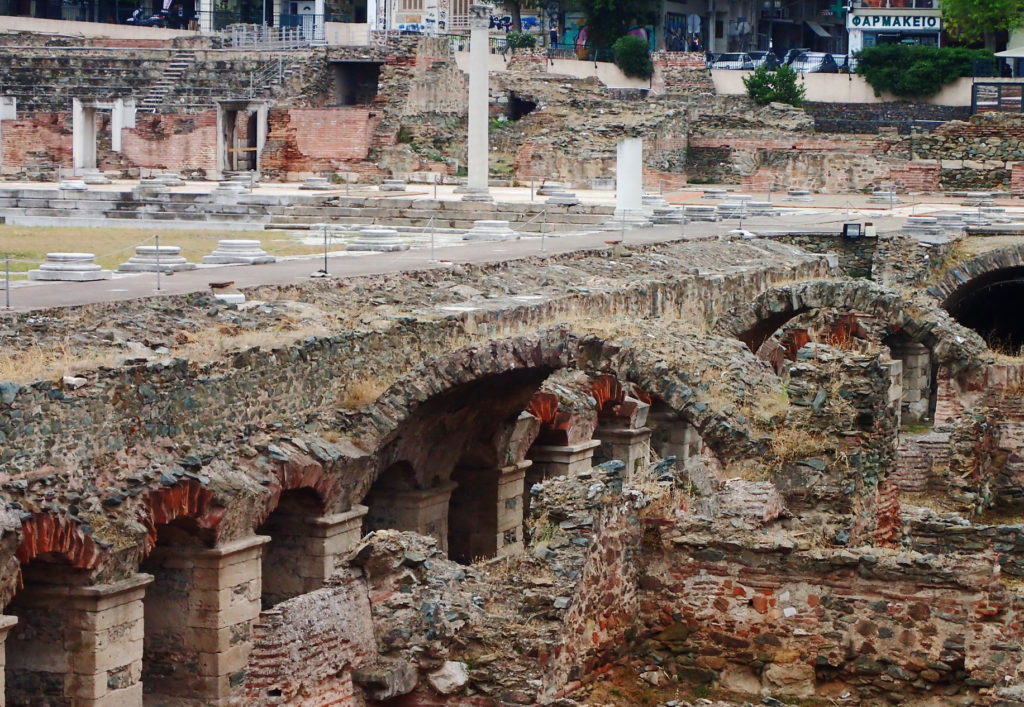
xmin=847 ymin=13 xmax=942 ymax=31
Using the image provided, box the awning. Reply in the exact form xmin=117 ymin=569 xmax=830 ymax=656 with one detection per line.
xmin=996 ymin=47 xmax=1024 ymax=58
xmin=806 ymin=20 xmax=831 ymax=38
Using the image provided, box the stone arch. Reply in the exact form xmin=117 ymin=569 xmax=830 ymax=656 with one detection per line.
xmin=927 ymin=244 xmax=1024 ymax=352
xmin=355 ymin=328 xmax=769 ymax=484
xmin=713 ymin=279 xmax=986 ymax=373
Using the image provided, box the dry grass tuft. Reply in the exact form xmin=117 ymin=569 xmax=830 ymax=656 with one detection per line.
xmin=338 ymin=378 xmax=386 ymax=409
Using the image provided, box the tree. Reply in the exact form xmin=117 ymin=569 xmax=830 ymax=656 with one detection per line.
xmin=612 ymin=35 xmax=653 ymax=78
xmin=855 ymin=45 xmax=995 ymax=97
xmin=942 ymin=0 xmax=1024 ymax=47
xmin=578 ymin=0 xmax=655 ymax=50
xmin=743 ymin=65 xmax=806 ymax=107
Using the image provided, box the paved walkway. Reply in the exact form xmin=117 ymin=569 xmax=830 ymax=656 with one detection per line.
xmin=2 ymin=181 xmax=1023 ymax=313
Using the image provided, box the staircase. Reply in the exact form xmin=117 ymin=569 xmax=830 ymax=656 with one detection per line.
xmin=138 ymin=50 xmax=197 ymax=114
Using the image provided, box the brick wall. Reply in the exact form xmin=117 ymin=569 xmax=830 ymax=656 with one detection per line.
xmin=1 ymin=113 xmax=71 ymax=179
xmin=888 ymin=162 xmax=941 ymax=192
xmin=120 ymin=110 xmax=218 ymax=175
xmin=260 ymin=106 xmax=380 ymax=180
xmin=1012 ymin=162 xmax=1024 ymax=196
xmin=244 ymin=572 xmax=375 ymax=705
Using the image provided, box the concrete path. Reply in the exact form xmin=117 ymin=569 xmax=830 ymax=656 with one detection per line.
xmin=2 ymin=182 xmax=1022 ymax=313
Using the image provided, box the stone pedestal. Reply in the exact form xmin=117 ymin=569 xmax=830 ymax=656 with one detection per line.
xmin=118 ymin=245 xmax=196 ymax=273
xmin=6 ymin=574 xmax=151 ymax=706
xmin=528 ymin=439 xmax=601 ymax=481
xmin=28 ymin=253 xmax=113 ymax=281
xmin=537 ymin=182 xmax=568 ymax=196
xmin=261 ymin=505 xmax=367 ymax=607
xmin=594 ymin=426 xmax=652 ymax=480
xmin=716 ymin=202 xmax=745 ymax=219
xmin=684 ymin=205 xmax=718 ymax=222
xmin=347 ymin=227 xmax=410 ymax=252
xmin=747 ymin=201 xmax=775 ymax=216
xmin=365 ymin=483 xmax=458 ymax=553
xmin=0 ymin=614 xmax=17 ymax=704
xmin=701 ymin=188 xmax=729 ymax=199
xmin=379 ymin=179 xmax=407 ymax=192
xmin=80 ymin=169 xmax=111 ymax=185
xmin=300 ymin=176 xmax=331 ymax=190
xmin=785 ymin=189 xmax=814 ymax=202
xmin=132 ymin=180 xmax=168 ymax=198
xmin=545 ymin=190 xmax=580 ymax=206
xmin=202 ymin=240 xmax=275 ymax=265
xmin=651 ymin=206 xmax=684 ymax=224
xmin=143 ymin=536 xmax=269 ymax=704
xmin=463 ymin=220 xmax=516 ymax=241
xmin=152 ymin=172 xmax=185 ymax=187
xmin=460 ymin=187 xmax=494 ymax=203
xmin=59 ymin=178 xmax=87 ymax=191
xmin=211 ymin=181 xmax=251 ymax=198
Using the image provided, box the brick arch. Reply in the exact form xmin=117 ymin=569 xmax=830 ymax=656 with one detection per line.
xmin=713 ymin=279 xmax=986 ymax=373
xmin=139 ymin=479 xmax=227 ymax=554
xmin=15 ymin=512 xmax=103 ymax=570
xmin=258 ymin=452 xmax=334 ymax=527
xmin=354 ymin=328 xmax=771 ymax=477
xmin=927 ymin=243 xmax=1024 ymax=310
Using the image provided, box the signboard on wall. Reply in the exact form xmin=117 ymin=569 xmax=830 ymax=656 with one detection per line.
xmin=847 ymin=13 xmax=942 ymax=30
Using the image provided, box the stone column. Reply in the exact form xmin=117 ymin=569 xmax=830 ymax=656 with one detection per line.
xmin=449 ymin=461 xmax=531 ymax=562
xmin=594 ymin=426 xmax=652 ymax=480
xmin=615 ymin=137 xmax=644 ymax=221
xmin=143 ymin=536 xmax=269 ymax=704
xmin=528 ymin=439 xmax=601 ymax=481
xmin=261 ymin=505 xmax=368 ymax=606
xmin=72 ymin=98 xmax=98 ymax=175
xmin=5 ymin=574 xmax=151 ymax=706
xmin=463 ymin=4 xmax=493 ymax=201
xmin=0 ymin=614 xmax=17 ymax=704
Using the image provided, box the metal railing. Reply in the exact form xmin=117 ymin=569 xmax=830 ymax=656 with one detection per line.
xmin=209 ymin=15 xmax=327 ymax=47
xmin=850 ymin=0 xmax=937 ymax=7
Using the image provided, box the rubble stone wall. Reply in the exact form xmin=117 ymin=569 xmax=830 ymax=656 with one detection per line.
xmin=637 ymin=538 xmax=1019 ymax=701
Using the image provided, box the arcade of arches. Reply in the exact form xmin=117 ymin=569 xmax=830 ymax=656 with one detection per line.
xmin=2 ymin=236 xmax=1024 ymax=704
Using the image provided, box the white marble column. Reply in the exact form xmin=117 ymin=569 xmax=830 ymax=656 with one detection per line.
xmin=463 ymin=4 xmax=493 ymax=201
xmin=197 ymin=0 xmax=213 ymax=32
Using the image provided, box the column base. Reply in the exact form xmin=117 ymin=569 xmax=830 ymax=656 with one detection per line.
xmin=594 ymin=426 xmax=652 ymax=480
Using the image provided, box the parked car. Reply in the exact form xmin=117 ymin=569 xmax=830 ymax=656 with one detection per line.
xmin=748 ymin=51 xmax=781 ymax=70
xmin=710 ymin=52 xmax=755 ymax=70
xmin=782 ymin=47 xmax=810 ymax=65
xmin=788 ymin=51 xmax=839 ymax=73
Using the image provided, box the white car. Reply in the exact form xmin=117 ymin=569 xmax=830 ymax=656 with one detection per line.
xmin=711 ymin=52 xmax=755 ymax=70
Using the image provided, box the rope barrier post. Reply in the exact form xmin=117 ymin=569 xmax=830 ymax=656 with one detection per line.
xmin=4 ymin=255 xmax=10 ymax=310
xmin=323 ymin=223 xmax=329 ymax=275
xmin=155 ymin=234 xmax=162 ymax=292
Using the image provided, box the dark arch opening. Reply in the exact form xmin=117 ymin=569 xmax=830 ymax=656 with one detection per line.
xmin=944 ymin=266 xmax=1024 ymax=354
xmin=5 ymin=555 xmax=92 ymax=705
xmin=139 ymin=519 xmax=212 ymax=702
xmin=507 ymin=92 xmax=537 ymax=121
xmin=257 ymin=488 xmax=327 ymax=609
xmin=365 ymin=367 xmax=554 ymax=560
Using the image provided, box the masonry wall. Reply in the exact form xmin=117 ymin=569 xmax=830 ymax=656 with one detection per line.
xmin=244 ymin=572 xmax=375 ymax=705
xmin=0 ymin=249 xmax=830 ymax=474
xmin=120 ymin=110 xmax=218 ymax=175
xmin=636 ymin=538 xmax=1019 ymax=701
xmin=1 ymin=113 xmax=72 ymax=179
xmin=259 ymin=107 xmax=381 ymax=180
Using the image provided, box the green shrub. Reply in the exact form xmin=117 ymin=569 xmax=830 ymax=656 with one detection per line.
xmin=855 ymin=44 xmax=995 ymax=97
xmin=743 ymin=64 xmax=806 ymax=107
xmin=506 ymin=31 xmax=536 ymax=49
xmin=612 ymin=35 xmax=653 ymax=79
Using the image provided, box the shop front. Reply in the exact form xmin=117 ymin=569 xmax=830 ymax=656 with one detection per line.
xmin=847 ymin=8 xmax=942 ymax=54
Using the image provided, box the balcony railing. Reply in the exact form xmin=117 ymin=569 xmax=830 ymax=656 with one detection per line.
xmin=851 ymin=0 xmax=937 ymax=8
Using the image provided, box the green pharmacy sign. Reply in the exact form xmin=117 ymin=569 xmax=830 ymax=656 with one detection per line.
xmin=848 ymin=13 xmax=941 ymax=30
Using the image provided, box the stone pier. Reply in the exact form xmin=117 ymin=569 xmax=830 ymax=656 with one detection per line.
xmin=142 ymin=536 xmax=268 ymax=704
xmin=527 ymin=439 xmax=600 ymax=482
xmin=261 ymin=505 xmax=368 ymax=607
xmin=364 ymin=483 xmax=458 ymax=553
xmin=594 ymin=425 xmax=652 ymax=480
xmin=5 ymin=574 xmax=151 ymax=706
xmin=0 ymin=615 xmax=16 ymax=705
xmin=449 ymin=461 xmax=531 ymax=562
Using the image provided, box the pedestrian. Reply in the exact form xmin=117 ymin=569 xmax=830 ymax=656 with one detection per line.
xmin=689 ymin=35 xmax=700 ymax=53
xmin=549 ymin=25 xmax=558 ymax=47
